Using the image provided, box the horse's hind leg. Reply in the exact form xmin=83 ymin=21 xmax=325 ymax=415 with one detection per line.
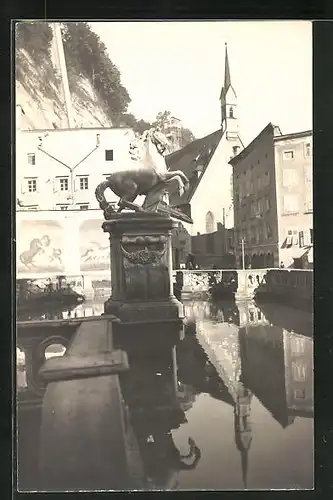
xmin=117 ymin=180 xmax=143 ymax=212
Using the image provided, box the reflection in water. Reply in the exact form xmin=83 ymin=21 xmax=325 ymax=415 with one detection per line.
xmin=17 ymin=299 xmax=313 ymax=490
xmin=17 ymin=301 xmax=105 ymax=322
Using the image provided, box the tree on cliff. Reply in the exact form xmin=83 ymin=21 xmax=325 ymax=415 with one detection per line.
xmin=61 ymin=22 xmax=131 ymax=118
xmin=15 ymin=22 xmax=53 ymax=62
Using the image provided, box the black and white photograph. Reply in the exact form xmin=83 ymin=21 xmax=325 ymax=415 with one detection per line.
xmin=15 ymin=20 xmax=313 ymax=491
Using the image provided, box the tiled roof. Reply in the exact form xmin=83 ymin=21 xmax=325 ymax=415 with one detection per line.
xmin=166 ymin=129 xmax=224 ymax=206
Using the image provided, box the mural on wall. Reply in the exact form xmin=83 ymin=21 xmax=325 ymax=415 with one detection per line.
xmin=79 ymin=219 xmax=110 ymax=272
xmin=17 ymin=221 xmax=65 ymax=273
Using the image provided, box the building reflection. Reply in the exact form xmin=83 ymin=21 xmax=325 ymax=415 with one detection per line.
xmin=180 ymin=299 xmax=313 ymax=488
xmin=237 ymin=300 xmax=313 ymax=424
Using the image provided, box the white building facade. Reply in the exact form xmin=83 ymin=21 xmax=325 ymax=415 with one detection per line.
xmin=16 ymin=116 xmax=135 ymax=211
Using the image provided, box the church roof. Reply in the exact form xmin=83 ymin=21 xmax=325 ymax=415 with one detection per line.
xmin=166 ymin=128 xmax=224 ymax=206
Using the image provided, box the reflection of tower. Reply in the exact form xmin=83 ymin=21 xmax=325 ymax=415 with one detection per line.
xmin=234 ymin=384 xmax=253 ymax=489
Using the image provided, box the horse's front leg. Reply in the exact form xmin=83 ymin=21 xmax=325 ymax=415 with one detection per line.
xmin=173 ymin=170 xmax=190 ymax=190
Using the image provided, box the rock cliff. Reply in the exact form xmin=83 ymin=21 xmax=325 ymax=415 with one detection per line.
xmin=16 ymin=33 xmax=113 ymax=130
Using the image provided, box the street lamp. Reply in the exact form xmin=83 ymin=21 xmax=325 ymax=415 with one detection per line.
xmin=241 ymin=238 xmax=246 ymax=270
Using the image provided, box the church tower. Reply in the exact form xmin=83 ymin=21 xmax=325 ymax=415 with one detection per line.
xmin=220 ymin=43 xmax=239 ymax=142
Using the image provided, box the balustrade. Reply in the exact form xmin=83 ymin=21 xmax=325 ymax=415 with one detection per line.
xmin=172 ymin=268 xmax=313 ymax=304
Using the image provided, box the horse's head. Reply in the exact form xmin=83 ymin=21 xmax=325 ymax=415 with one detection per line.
xmin=144 ymin=128 xmax=172 ymax=157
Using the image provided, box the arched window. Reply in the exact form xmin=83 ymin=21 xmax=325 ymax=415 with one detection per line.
xmin=229 ymin=107 xmax=234 ymax=118
xmin=206 ymin=211 xmax=215 ymax=233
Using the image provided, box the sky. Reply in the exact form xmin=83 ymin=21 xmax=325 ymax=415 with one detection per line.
xmin=90 ymin=21 xmax=312 ymax=146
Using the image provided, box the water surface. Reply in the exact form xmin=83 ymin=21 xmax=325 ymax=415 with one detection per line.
xmin=17 ymin=299 xmax=313 ymax=491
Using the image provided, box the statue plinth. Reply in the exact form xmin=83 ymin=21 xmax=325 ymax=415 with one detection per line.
xmin=102 ymin=212 xmax=184 ymax=325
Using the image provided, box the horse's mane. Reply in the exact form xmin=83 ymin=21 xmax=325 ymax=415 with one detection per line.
xmin=129 ymin=128 xmax=170 ymax=163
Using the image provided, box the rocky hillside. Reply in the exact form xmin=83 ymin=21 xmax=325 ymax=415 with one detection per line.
xmin=15 ymin=22 xmax=196 ymax=147
xmin=15 ymin=22 xmax=115 ymax=130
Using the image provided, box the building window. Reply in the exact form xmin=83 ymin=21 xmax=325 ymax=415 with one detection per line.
xmin=304 ymin=142 xmax=311 ymax=157
xmin=283 ymin=150 xmax=295 ymax=160
xmin=79 ymin=204 xmax=89 ymax=210
xmin=292 ymin=229 xmax=298 ymax=246
xmin=251 ymin=227 xmax=256 ymax=243
xmin=257 ymin=198 xmax=263 ymax=214
xmin=299 ymin=231 xmax=304 ymax=247
xmin=294 ymin=388 xmax=306 ymax=400
xmin=264 ymin=171 xmax=270 ymax=186
xmin=266 ymin=223 xmax=272 ymax=239
xmin=105 ymin=149 xmax=114 ymax=161
xmin=205 ymin=211 xmax=215 ymax=233
xmin=59 ymin=177 xmax=69 ymax=191
xmin=232 ymin=145 xmax=239 ymax=156
xmin=79 ymin=177 xmax=89 ymax=190
xmin=292 ymin=361 xmax=306 ymax=382
xmin=283 ymin=194 xmax=298 ymax=214
xmin=304 ymin=192 xmax=313 ymax=212
xmin=283 ymin=169 xmax=297 ymax=187
xmin=286 ymin=230 xmax=293 ymax=247
xmin=304 ymin=165 xmax=312 ymax=184
xmin=291 ymin=336 xmax=305 ymax=354
xmin=229 ymin=107 xmax=234 ymax=118
xmin=265 ymin=196 xmax=270 ymax=211
xmin=58 ymin=205 xmax=69 ymax=211
xmin=27 ymin=178 xmax=37 ymax=192
xmin=206 ymin=212 xmax=215 ymax=233
xmin=27 ymin=153 xmax=36 ymax=165
xmin=310 ymin=229 xmax=313 ymax=244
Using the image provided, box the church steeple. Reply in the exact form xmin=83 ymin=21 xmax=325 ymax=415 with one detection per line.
xmin=220 ymin=43 xmax=238 ymax=133
xmin=223 ymin=43 xmax=231 ymax=94
xmin=234 ymin=385 xmax=253 ymax=490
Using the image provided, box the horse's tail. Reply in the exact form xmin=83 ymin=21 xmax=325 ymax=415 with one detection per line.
xmin=95 ymin=180 xmax=112 ymax=211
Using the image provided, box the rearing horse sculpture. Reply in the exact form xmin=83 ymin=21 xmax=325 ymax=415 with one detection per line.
xmin=95 ymin=128 xmax=190 ymax=219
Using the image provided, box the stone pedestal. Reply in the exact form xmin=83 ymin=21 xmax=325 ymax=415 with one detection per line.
xmin=103 ymin=213 xmax=184 ymax=325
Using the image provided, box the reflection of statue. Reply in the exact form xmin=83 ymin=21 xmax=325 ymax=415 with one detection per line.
xmin=95 ymin=128 xmax=190 ymax=221
xmin=138 ymin=431 xmax=201 ymax=490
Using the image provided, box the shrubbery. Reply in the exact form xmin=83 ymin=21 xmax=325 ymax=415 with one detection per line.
xmin=61 ymin=22 xmax=131 ymax=119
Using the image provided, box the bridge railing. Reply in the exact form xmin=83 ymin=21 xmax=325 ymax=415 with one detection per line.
xmin=172 ymin=268 xmax=313 ymax=302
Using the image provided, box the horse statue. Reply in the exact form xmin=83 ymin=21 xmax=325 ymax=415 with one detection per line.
xmin=95 ymin=128 xmax=191 ymax=220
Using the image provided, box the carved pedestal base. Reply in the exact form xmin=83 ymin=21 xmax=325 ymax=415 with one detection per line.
xmin=102 ymin=213 xmax=184 ymax=325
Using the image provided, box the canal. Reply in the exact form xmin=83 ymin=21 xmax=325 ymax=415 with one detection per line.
xmin=16 ymin=299 xmax=313 ymax=491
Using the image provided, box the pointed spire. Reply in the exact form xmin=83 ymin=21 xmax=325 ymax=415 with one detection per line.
xmin=224 ymin=42 xmax=231 ymax=91
xmin=241 ymin=447 xmax=248 ymax=489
